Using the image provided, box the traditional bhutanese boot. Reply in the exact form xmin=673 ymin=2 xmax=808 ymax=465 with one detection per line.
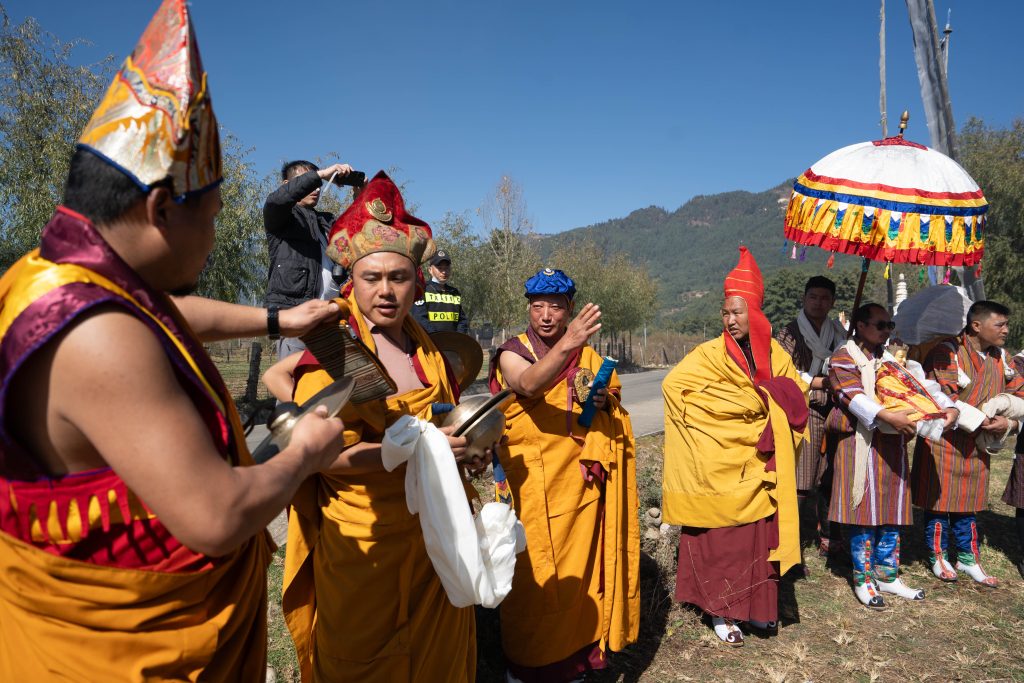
xmin=931 ymin=557 xmax=958 ymax=581
xmin=854 ymin=577 xmax=886 ymax=609
xmin=874 ymin=528 xmax=922 ymax=599
xmin=849 ymin=528 xmax=886 ymax=609
xmin=955 ymin=559 xmax=999 ymax=587
xmin=876 ymin=577 xmax=925 ymax=600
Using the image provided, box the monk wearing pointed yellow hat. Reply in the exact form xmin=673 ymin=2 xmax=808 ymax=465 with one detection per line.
xmin=0 ymin=1 xmax=345 ymax=678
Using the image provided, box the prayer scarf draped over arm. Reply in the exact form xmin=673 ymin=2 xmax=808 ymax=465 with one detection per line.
xmin=661 ymin=336 xmax=807 ymax=575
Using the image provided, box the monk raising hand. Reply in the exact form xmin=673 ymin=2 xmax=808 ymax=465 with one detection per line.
xmin=486 ymin=268 xmax=639 ymax=680
xmin=499 ymin=295 xmax=601 ymax=399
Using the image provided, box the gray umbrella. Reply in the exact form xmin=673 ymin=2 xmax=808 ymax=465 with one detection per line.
xmin=892 ymin=284 xmax=971 ymax=345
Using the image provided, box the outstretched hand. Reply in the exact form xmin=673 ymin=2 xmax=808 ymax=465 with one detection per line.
xmin=279 ymin=299 xmax=342 ymax=337
xmin=561 ymin=303 xmax=602 ymax=351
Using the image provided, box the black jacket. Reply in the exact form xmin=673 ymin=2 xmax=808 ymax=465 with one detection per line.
xmin=412 ymin=280 xmax=469 ymax=334
xmin=263 ymin=170 xmax=334 ymax=308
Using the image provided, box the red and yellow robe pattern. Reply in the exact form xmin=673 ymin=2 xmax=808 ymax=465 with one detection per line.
xmin=0 ymin=207 xmax=272 ymax=681
xmin=488 ymin=330 xmax=640 ymax=675
xmin=282 ymin=294 xmax=475 ymax=683
xmin=911 ymin=334 xmax=1024 ymax=513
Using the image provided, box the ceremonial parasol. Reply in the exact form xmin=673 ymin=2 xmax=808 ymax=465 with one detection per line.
xmin=783 ymin=113 xmax=988 ymax=311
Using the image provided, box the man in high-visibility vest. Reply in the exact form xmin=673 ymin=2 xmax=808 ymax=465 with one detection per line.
xmin=413 ymin=249 xmax=469 ymax=333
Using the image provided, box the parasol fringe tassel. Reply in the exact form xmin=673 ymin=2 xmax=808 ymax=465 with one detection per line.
xmin=826 ymin=252 xmax=835 ymax=269
xmin=783 ymin=189 xmax=985 ymax=268
xmin=790 ymin=245 xmax=797 ymax=260
xmin=975 ymin=263 xmax=983 ymax=278
xmin=798 ymin=247 xmax=807 ymax=262
xmin=883 ymin=262 xmax=891 ymax=280
xmin=942 ymin=267 xmax=951 ymax=284
xmin=919 ymin=267 xmax=927 ymax=284
xmin=780 ymin=239 xmax=788 ymax=255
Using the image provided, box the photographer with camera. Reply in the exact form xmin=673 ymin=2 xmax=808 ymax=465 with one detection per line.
xmin=264 ymin=160 xmax=364 ymax=358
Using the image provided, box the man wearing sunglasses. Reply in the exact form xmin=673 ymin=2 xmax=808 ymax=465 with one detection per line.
xmin=911 ymin=300 xmax=1024 ymax=586
xmin=826 ymin=303 xmax=957 ymax=608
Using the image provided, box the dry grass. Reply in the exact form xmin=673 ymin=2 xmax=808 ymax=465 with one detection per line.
xmin=264 ymin=436 xmax=1024 ymax=683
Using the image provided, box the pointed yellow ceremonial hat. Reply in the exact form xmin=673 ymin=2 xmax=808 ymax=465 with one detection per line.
xmin=77 ymin=0 xmax=221 ymax=198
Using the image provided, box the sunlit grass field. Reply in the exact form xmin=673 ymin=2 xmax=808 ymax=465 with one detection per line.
xmin=263 ymin=437 xmax=1024 ymax=682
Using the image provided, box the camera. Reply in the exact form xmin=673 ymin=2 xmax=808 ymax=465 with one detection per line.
xmin=334 ymin=170 xmax=366 ymax=187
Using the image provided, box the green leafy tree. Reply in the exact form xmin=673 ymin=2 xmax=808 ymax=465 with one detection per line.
xmin=0 ymin=9 xmax=274 ymax=304
xmin=547 ymin=240 xmax=658 ymax=334
xmin=476 ymin=176 xmax=540 ymax=332
xmin=431 ymin=210 xmax=488 ymax=325
xmin=195 ymin=134 xmax=267 ymax=302
xmin=0 ymin=9 xmax=113 ymax=267
xmin=959 ymin=117 xmax=1024 ymax=344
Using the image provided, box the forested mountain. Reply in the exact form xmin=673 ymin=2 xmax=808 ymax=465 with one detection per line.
xmin=536 ymin=180 xmax=873 ymax=332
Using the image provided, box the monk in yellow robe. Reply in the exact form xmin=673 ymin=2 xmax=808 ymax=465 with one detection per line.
xmin=489 ymin=267 xmax=640 ymax=682
xmin=0 ymin=1 xmax=344 ymax=678
xmin=662 ymin=247 xmax=807 ymax=647
xmin=283 ymin=172 xmax=478 ymax=682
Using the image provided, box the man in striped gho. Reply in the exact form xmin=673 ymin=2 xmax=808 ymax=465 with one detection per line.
xmin=911 ymin=300 xmax=1024 ymax=586
xmin=826 ymin=304 xmax=958 ymax=608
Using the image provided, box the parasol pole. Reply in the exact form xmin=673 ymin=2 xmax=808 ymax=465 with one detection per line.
xmin=853 ymin=257 xmax=870 ymax=313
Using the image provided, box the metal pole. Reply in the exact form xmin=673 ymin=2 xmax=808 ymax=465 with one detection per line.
xmin=880 ymin=0 xmax=888 ymax=137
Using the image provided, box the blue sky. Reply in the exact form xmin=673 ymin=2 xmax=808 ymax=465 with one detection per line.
xmin=6 ymin=1 xmax=1023 ymax=233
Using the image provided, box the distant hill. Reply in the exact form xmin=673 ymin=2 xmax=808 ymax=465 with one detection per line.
xmin=536 ymin=180 xmax=864 ymax=327
xmin=538 ymin=181 xmax=796 ymax=307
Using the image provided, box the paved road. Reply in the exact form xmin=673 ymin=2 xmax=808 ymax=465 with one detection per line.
xmin=249 ymin=367 xmax=670 ymax=544
xmin=619 ymin=368 xmax=669 ymax=437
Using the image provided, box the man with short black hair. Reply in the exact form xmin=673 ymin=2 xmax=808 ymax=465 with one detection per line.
xmin=412 ymin=249 xmax=470 ymax=333
xmin=265 ymin=158 xmax=357 ymax=357
xmin=774 ymin=275 xmax=846 ymax=561
xmin=0 ymin=2 xmax=344 ymax=676
xmin=911 ymin=300 xmax=1024 ymax=586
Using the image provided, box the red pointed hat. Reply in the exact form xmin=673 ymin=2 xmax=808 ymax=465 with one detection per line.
xmin=723 ymin=246 xmax=772 ymax=381
xmin=326 ymin=171 xmax=436 ymax=269
xmin=724 ymin=246 xmax=764 ymax=308
xmin=78 ymin=0 xmax=220 ymax=199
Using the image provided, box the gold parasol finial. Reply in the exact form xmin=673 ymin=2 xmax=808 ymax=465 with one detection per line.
xmin=897 ymin=110 xmax=910 ymax=138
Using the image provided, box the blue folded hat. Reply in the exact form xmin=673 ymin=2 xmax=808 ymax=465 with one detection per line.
xmin=524 ymin=268 xmax=576 ymax=299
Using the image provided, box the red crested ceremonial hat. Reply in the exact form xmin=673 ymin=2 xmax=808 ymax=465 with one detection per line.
xmin=724 ymin=246 xmax=765 ymax=310
xmin=326 ymin=171 xmax=436 ymax=269
xmin=77 ymin=0 xmax=220 ymax=199
xmin=723 ymin=246 xmax=772 ymax=381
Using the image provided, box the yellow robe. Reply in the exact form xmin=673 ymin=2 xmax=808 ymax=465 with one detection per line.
xmin=494 ymin=337 xmax=640 ymax=668
xmin=661 ymin=336 xmax=806 ymax=576
xmin=283 ymin=294 xmax=475 ymax=682
xmin=0 ymin=248 xmax=272 ymax=681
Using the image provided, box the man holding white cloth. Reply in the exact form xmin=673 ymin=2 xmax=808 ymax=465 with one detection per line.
xmin=775 ymin=276 xmax=847 ymax=559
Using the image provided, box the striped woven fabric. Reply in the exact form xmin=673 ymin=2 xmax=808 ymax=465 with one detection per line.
xmin=774 ymin=321 xmax=831 ymax=491
xmin=911 ymin=335 xmax=1024 ymax=512
xmin=826 ymin=346 xmax=913 ymax=526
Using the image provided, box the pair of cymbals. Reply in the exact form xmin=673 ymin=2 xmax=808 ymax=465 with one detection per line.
xmin=431 ymin=331 xmax=484 ymax=392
